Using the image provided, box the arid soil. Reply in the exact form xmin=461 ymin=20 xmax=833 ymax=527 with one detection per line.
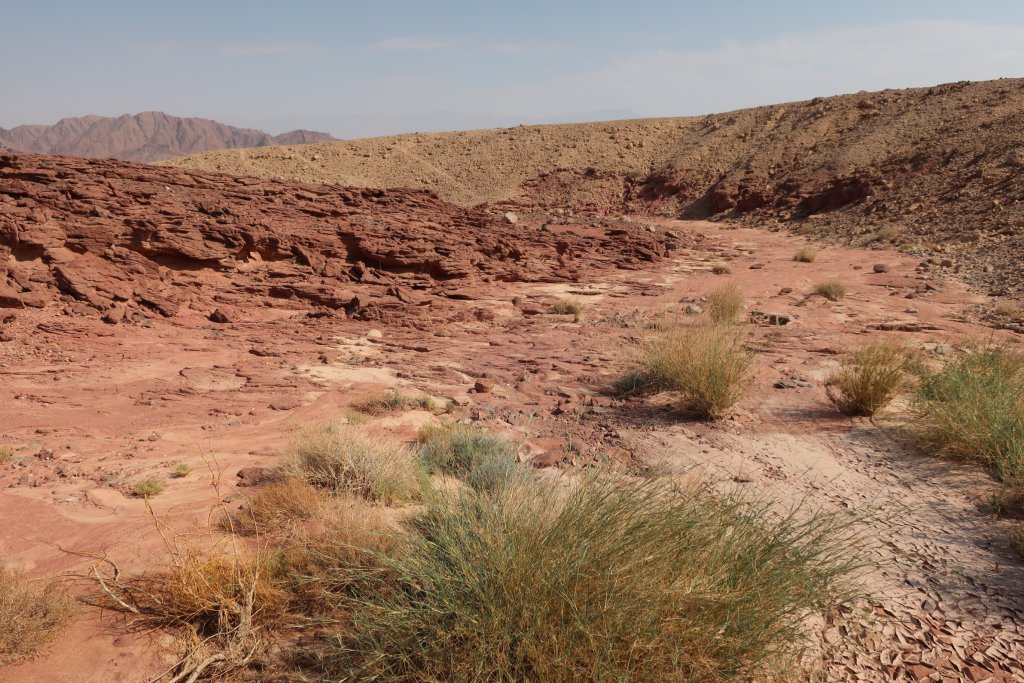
xmin=2 ymin=151 xmax=1024 ymax=680
xmin=0 ymin=113 xmax=333 ymax=163
xmin=166 ymin=78 xmax=1024 ymax=296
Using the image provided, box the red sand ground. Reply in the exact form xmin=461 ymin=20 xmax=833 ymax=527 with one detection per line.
xmin=2 ymin=154 xmax=1024 ymax=681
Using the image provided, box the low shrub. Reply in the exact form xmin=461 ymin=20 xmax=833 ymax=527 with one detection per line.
xmin=826 ymin=342 xmax=909 ymax=416
xmin=0 ymin=566 xmax=75 ymax=666
xmin=711 ymin=263 xmax=732 ymax=275
xmin=131 ymin=478 xmax=165 ymax=498
xmin=283 ymin=424 xmax=423 ymax=504
xmin=172 ymin=463 xmax=192 ymax=478
xmin=92 ymin=545 xmax=290 ymax=681
xmin=814 ymin=280 xmax=847 ymax=301
xmin=325 ymin=477 xmax=864 ymax=682
xmin=418 ymin=422 xmax=523 ymax=491
xmin=0 ymin=445 xmax=13 ymax=462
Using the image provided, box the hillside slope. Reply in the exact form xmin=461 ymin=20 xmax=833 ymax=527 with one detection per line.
xmin=166 ymin=78 xmax=1024 ymax=294
xmin=0 ymin=112 xmax=334 ymax=162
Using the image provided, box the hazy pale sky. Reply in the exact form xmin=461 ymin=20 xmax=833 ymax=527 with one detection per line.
xmin=2 ymin=0 xmax=1023 ymax=138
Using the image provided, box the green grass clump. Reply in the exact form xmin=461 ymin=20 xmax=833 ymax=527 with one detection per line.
xmin=826 ymin=342 xmax=910 ymax=416
xmin=283 ymin=424 xmax=423 ymax=504
xmin=550 ymin=297 xmax=584 ymax=322
xmin=792 ymin=246 xmax=818 ymax=263
xmin=171 ymin=463 xmax=192 ymax=478
xmin=618 ymin=321 xmax=753 ymax=419
xmin=131 ymin=478 xmax=166 ymax=498
xmin=0 ymin=566 xmax=76 ymax=666
xmin=325 ymin=477 xmax=863 ymax=682
xmin=704 ymin=283 xmax=745 ymax=324
xmin=813 ymin=280 xmax=847 ymax=301
xmin=914 ymin=345 xmax=1024 ymax=485
xmin=418 ymin=422 xmax=523 ymax=491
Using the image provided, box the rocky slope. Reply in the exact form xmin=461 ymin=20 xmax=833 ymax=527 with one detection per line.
xmin=0 ymin=112 xmax=334 ymax=162
xmin=166 ymin=78 xmax=1024 ymax=294
xmin=0 ymin=153 xmax=675 ymax=321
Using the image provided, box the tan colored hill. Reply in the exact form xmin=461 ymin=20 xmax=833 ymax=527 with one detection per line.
xmin=0 ymin=112 xmax=334 ymax=162
xmin=166 ymin=78 xmax=1024 ymax=294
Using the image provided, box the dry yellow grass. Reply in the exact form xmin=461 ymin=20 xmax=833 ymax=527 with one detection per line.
xmin=792 ymin=246 xmax=818 ymax=263
xmin=283 ymin=423 xmax=424 ymax=504
xmin=826 ymin=342 xmax=910 ymax=416
xmin=349 ymin=390 xmax=434 ymax=415
xmin=704 ymin=283 xmax=745 ymax=324
xmin=227 ymin=477 xmax=327 ymax=537
xmin=0 ymin=566 xmax=75 ymax=666
xmin=814 ymin=280 xmax=847 ymax=301
xmin=550 ymin=296 xmax=584 ymax=322
xmin=618 ymin=320 xmax=753 ymax=419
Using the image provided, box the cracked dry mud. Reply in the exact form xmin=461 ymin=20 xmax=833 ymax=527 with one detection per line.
xmin=2 ymin=206 xmax=1024 ymax=678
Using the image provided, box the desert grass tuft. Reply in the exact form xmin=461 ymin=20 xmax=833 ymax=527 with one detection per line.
xmin=994 ymin=300 xmax=1023 ymax=320
xmin=283 ymin=424 xmax=424 ymax=504
xmin=0 ymin=445 xmax=13 ymax=462
xmin=792 ymin=246 xmax=818 ymax=263
xmin=618 ymin=320 xmax=753 ymax=419
xmin=349 ymin=390 xmax=435 ymax=416
xmin=0 ymin=566 xmax=75 ymax=666
xmin=227 ymin=477 xmax=328 ymax=537
xmin=814 ymin=280 xmax=847 ymax=301
xmin=704 ymin=283 xmax=745 ymax=324
xmin=550 ymin=297 xmax=584 ymax=322
xmin=418 ymin=422 xmax=523 ymax=491
xmin=826 ymin=342 xmax=910 ymax=416
xmin=131 ymin=478 xmax=165 ymax=498
xmin=323 ymin=476 xmax=865 ymax=682
xmin=914 ymin=345 xmax=1024 ymax=486
xmin=711 ymin=263 xmax=732 ymax=275
xmin=171 ymin=463 xmax=193 ymax=478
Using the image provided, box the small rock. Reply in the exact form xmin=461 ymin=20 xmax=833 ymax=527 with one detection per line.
xmin=209 ymin=308 xmax=230 ymax=324
xmin=102 ymin=305 xmax=126 ymax=325
xmin=873 ymin=263 xmax=889 ymax=273
xmin=684 ymin=304 xmax=703 ymax=315
xmin=366 ymin=329 xmax=383 ymax=339
xmin=778 ymin=287 xmax=793 ymax=295
xmin=503 ymin=212 xmax=518 ymax=225
xmin=269 ymin=398 xmax=302 ymax=411
xmin=474 ymin=378 xmax=495 ymax=394
xmin=749 ymin=263 xmax=765 ymax=270
xmin=236 ymin=466 xmax=272 ymax=487
xmin=531 ymin=448 xmax=563 ymax=468
xmin=905 ymin=307 xmax=919 ymax=314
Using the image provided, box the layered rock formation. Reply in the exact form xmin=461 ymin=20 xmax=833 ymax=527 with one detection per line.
xmin=0 ymin=153 xmax=676 ymax=323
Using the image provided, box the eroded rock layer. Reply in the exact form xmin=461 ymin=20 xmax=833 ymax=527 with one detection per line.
xmin=0 ymin=154 xmax=676 ymax=323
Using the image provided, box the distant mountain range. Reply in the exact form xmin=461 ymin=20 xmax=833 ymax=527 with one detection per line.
xmin=0 ymin=112 xmax=334 ymax=162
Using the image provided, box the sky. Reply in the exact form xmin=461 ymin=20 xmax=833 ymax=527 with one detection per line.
xmin=2 ymin=0 xmax=1024 ymax=139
